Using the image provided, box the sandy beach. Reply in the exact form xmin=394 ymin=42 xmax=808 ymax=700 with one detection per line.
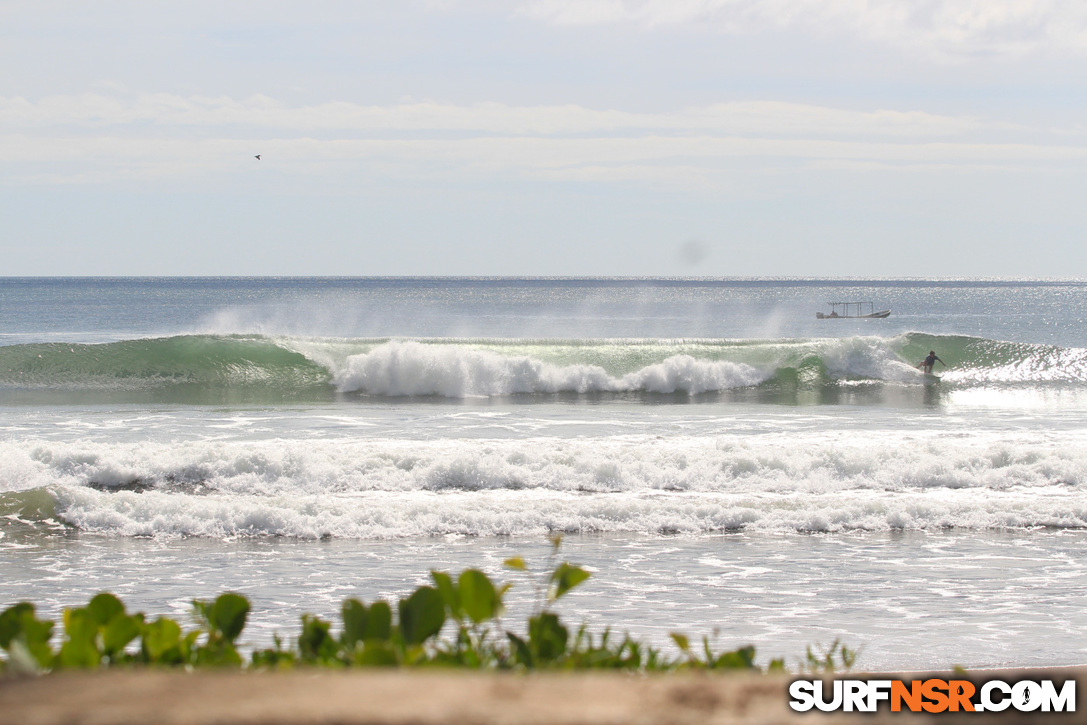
xmin=2 ymin=668 xmax=1083 ymax=725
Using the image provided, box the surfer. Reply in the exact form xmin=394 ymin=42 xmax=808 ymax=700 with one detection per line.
xmin=917 ymin=350 xmax=945 ymax=374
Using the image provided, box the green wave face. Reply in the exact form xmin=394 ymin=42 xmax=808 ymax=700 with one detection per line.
xmin=0 ymin=335 xmax=333 ymax=402
xmin=1 ymin=332 xmax=1085 ymax=403
xmin=0 ymin=488 xmax=63 ymax=543
xmin=895 ymin=333 xmax=993 ymax=368
xmin=0 ymin=488 xmax=57 ymax=520
xmin=897 ymin=333 xmax=1087 ymax=384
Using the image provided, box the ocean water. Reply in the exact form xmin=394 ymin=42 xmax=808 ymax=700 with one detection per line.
xmin=1 ymin=277 xmax=1086 ymax=671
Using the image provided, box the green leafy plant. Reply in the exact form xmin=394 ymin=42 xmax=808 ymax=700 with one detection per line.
xmin=0 ymin=602 xmax=54 ymax=673
xmin=668 ymin=631 xmax=782 ymax=672
xmin=803 ymin=638 xmax=858 ymax=673
xmin=140 ymin=616 xmax=193 ymax=666
xmin=191 ymin=592 xmax=250 ymax=666
xmin=57 ymin=593 xmax=144 ymax=668
xmin=0 ymin=540 xmax=854 ymax=676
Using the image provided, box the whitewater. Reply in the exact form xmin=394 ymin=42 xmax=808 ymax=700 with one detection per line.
xmin=2 ymin=277 xmax=1086 ymax=671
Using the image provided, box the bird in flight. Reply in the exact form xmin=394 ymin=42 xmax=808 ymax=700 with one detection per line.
xmin=255 ymin=155 xmax=261 ymax=160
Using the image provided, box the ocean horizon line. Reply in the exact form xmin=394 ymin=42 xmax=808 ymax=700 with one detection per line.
xmin=1 ymin=275 xmax=1085 ymax=287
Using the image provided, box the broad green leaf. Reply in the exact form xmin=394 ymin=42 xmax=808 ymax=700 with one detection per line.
xmin=208 ymin=593 xmax=249 ymax=642
xmin=398 ymin=586 xmax=445 ymax=646
xmin=458 ymin=569 xmax=500 ymax=624
xmin=86 ymin=593 xmax=125 ymax=627
xmin=3 ymin=608 xmax=53 ymax=652
xmin=430 ymin=571 xmax=460 ymax=618
xmin=103 ymin=614 xmax=142 ymax=656
xmin=298 ymin=614 xmax=335 ymax=662
xmin=502 ymin=557 xmax=526 ymax=571
xmin=548 ymin=563 xmax=590 ymax=602
xmin=11 ymin=613 xmax=55 ymax=669
xmin=528 ymin=612 xmax=568 ymax=663
xmin=142 ymin=617 xmax=182 ymax=662
xmin=58 ymin=637 xmax=100 ymax=669
xmin=341 ymin=599 xmax=369 ymax=647
xmin=366 ymin=601 xmax=392 ymax=641
xmin=0 ymin=603 xmax=37 ymax=649
xmin=63 ymin=608 xmax=97 ymax=644
xmin=0 ymin=605 xmax=55 ymax=669
xmin=192 ymin=599 xmax=212 ymax=628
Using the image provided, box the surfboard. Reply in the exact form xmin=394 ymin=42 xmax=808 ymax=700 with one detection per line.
xmin=922 ymin=372 xmax=941 ymax=383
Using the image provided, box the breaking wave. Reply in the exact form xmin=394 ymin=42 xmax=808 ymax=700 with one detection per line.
xmin=2 ymin=431 xmax=1086 ymax=539
xmin=2 ymin=332 xmax=1087 ymax=401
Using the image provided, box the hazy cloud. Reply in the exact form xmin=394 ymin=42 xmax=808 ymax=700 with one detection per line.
xmin=518 ymin=0 xmax=1087 ymax=59
xmin=0 ymin=93 xmax=1006 ymax=137
xmin=1 ymin=93 xmax=1083 ymax=187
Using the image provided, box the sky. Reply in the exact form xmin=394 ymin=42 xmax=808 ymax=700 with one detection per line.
xmin=2 ymin=0 xmax=1086 ymax=277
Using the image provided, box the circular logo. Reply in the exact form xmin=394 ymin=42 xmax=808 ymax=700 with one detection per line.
xmin=1011 ymin=681 xmax=1043 ymax=711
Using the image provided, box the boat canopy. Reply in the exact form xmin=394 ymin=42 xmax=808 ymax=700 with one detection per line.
xmin=816 ymin=301 xmax=891 ymax=319
xmin=831 ymin=301 xmax=875 ymax=316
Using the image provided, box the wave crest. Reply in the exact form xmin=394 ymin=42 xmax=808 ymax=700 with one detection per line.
xmin=332 ymin=341 xmax=769 ymax=396
xmin=4 ymin=432 xmax=1086 ymax=538
xmin=5 ymin=332 xmax=1087 ymax=401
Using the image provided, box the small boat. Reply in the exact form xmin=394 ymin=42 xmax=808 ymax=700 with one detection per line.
xmin=816 ymin=301 xmax=890 ymax=319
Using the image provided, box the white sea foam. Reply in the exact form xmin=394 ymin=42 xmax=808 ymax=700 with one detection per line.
xmin=328 ymin=340 xmax=769 ymax=396
xmin=47 ymin=485 xmax=1087 ymax=539
xmin=3 ymin=431 xmax=1085 ymax=538
xmin=818 ymin=337 xmax=921 ymax=383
